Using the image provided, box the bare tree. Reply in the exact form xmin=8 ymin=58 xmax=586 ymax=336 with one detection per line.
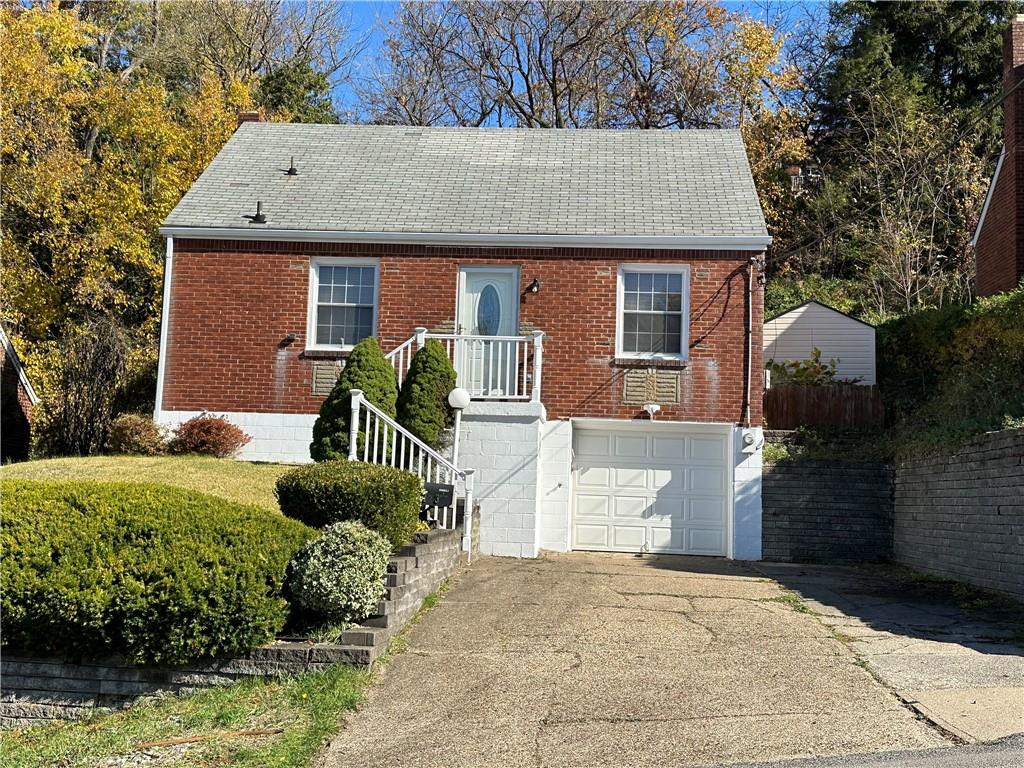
xmin=359 ymin=1 xmax=753 ymax=130
xmin=149 ymin=0 xmax=363 ymax=88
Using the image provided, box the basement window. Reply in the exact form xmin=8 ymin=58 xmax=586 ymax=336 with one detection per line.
xmin=307 ymin=257 xmax=379 ymax=350
xmin=616 ymin=265 xmax=690 ymax=360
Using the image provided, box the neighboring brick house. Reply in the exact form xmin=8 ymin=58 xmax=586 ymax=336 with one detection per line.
xmin=158 ymin=123 xmax=770 ymax=559
xmin=1 ymin=325 xmax=39 ymax=462
xmin=972 ymin=15 xmax=1024 ymax=296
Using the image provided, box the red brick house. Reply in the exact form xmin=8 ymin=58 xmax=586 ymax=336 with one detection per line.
xmin=1 ymin=325 xmax=39 ymax=462
xmin=972 ymin=15 xmax=1024 ymax=296
xmin=157 ymin=123 xmax=769 ymax=559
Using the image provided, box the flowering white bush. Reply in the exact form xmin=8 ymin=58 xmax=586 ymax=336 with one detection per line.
xmin=286 ymin=521 xmax=390 ymax=623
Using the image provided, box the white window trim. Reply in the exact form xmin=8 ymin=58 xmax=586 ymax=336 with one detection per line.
xmin=615 ymin=264 xmax=690 ymax=361
xmin=305 ymin=256 xmax=380 ymax=352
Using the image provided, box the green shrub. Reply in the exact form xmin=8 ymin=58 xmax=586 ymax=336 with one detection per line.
xmin=275 ymin=460 xmax=422 ymax=550
xmin=286 ymin=521 xmax=391 ymax=624
xmin=766 ymin=348 xmax=856 ymax=386
xmin=310 ymin=337 xmax=398 ymax=462
xmin=0 ymin=480 xmax=314 ymax=664
xmin=169 ymin=414 xmax=251 ymax=457
xmin=107 ymin=413 xmax=166 ymax=455
xmin=396 ymin=339 xmax=456 ymax=449
xmin=877 ymin=286 xmax=1024 ymax=457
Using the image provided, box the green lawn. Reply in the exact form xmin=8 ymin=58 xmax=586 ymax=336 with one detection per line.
xmin=0 ymin=456 xmax=293 ymax=511
xmin=2 ymin=665 xmax=368 ymax=768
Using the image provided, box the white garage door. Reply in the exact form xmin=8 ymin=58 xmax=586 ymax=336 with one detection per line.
xmin=572 ymin=427 xmax=730 ymax=556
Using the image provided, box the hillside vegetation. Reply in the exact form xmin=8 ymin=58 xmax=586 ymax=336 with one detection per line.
xmin=877 ymin=285 xmax=1024 ymax=458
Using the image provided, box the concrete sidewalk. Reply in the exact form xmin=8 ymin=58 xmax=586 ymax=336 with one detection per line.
xmin=756 ymin=563 xmax=1024 ymax=744
xmin=322 ymin=554 xmax=947 ymax=768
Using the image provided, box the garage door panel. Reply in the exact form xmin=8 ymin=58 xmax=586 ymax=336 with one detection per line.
xmin=575 ymin=524 xmax=609 ymax=548
xmin=690 ymin=436 xmax=728 ymax=462
xmin=572 ymin=428 xmax=729 ymax=557
xmin=689 ymin=498 xmax=725 ymax=523
xmin=576 ymin=494 xmax=610 ymax=518
xmin=611 ymin=525 xmax=646 ymax=549
xmin=689 ymin=467 xmax=726 ymax=493
xmin=613 ymin=466 xmax=647 ymax=489
xmin=647 ymin=527 xmax=684 ymax=552
xmin=651 ymin=496 xmax=685 ymax=521
xmin=576 ymin=433 xmax=612 ymax=457
xmin=577 ymin=465 xmax=611 ymax=489
xmin=652 ymin=436 xmax=685 ymax=459
xmin=649 ymin=466 xmax=684 ymax=494
xmin=614 ymin=435 xmax=648 ymax=458
xmin=687 ymin=527 xmax=725 ymax=555
xmin=612 ymin=496 xmax=648 ymax=520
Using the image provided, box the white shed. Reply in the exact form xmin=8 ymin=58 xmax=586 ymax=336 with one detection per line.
xmin=763 ymin=301 xmax=876 ymax=385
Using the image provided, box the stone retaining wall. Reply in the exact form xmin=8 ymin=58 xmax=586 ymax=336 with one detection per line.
xmin=1 ymin=527 xmax=464 ymax=727
xmin=762 ymin=461 xmax=893 ymax=563
xmin=894 ymin=429 xmax=1024 ymax=601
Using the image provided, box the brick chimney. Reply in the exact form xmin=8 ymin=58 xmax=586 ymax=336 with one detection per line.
xmin=236 ymin=110 xmax=264 ymax=129
xmin=974 ymin=16 xmax=1024 ymax=296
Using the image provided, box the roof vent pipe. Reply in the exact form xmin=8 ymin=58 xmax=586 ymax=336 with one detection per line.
xmin=286 ymin=157 xmax=299 ymax=176
xmin=245 ymin=201 xmax=266 ymax=224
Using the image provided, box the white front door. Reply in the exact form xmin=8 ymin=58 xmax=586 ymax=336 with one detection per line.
xmin=572 ymin=426 xmax=730 ymax=556
xmin=457 ymin=267 xmax=519 ymax=395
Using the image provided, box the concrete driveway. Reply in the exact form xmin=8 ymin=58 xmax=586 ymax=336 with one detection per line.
xmin=757 ymin=563 xmax=1024 ymax=744
xmin=322 ymin=553 xmax=949 ymax=767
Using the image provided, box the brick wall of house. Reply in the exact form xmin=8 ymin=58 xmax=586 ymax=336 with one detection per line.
xmin=974 ymin=18 xmax=1024 ymax=296
xmin=162 ymin=239 xmax=763 ymax=425
xmin=1 ymin=341 xmax=34 ymax=462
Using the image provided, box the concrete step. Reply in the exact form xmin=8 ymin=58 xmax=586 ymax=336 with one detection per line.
xmin=338 ymin=626 xmax=390 ymax=648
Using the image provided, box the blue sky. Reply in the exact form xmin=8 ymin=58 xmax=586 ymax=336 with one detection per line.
xmin=334 ymin=0 xmax=825 ymax=113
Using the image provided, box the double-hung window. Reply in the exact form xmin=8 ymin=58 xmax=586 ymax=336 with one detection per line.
xmin=617 ymin=265 xmax=690 ymax=359
xmin=307 ymin=258 xmax=379 ymax=350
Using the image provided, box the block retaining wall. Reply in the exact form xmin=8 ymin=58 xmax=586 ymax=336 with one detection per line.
xmin=894 ymin=428 xmax=1024 ymax=601
xmin=762 ymin=461 xmax=893 ymax=563
xmin=1 ymin=527 xmax=464 ymax=727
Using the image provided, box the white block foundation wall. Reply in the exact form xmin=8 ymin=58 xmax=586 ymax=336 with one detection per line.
xmin=156 ymin=409 xmax=763 ymax=561
xmin=456 ymin=402 xmax=545 ymax=558
xmin=156 ymin=410 xmax=315 ymax=464
xmin=732 ymin=426 xmax=763 ymax=560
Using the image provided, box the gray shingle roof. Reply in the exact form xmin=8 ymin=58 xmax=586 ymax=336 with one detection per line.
xmin=162 ymin=123 xmax=768 ymax=242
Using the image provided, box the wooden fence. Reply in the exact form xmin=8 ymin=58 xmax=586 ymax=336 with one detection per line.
xmin=764 ymin=384 xmax=885 ymax=430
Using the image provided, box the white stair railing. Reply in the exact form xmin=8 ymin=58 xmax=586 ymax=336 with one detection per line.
xmin=347 ymin=389 xmax=475 ymax=557
xmin=386 ymin=327 xmax=543 ymax=402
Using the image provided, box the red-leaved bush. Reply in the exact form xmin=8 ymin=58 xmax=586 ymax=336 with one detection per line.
xmin=169 ymin=415 xmax=250 ymax=458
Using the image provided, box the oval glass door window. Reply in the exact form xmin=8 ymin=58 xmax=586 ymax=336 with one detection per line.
xmin=477 ymin=284 xmax=501 ymax=335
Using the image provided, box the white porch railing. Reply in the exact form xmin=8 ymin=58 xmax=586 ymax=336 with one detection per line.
xmin=347 ymin=388 xmax=475 ymax=556
xmin=387 ymin=328 xmax=543 ymax=402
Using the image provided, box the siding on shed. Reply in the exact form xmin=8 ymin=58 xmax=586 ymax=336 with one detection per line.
xmin=764 ymin=302 xmax=876 ymax=385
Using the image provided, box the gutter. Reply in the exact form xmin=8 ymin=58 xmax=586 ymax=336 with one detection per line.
xmin=158 ymin=227 xmax=772 ymax=252
xmin=153 ymin=237 xmax=174 ymax=417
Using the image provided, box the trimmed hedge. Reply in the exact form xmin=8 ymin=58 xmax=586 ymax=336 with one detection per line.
xmin=0 ymin=480 xmax=314 ymax=664
xmin=396 ymin=339 xmax=456 ymax=449
xmin=275 ymin=460 xmax=423 ymax=550
xmin=286 ymin=522 xmax=391 ymax=623
xmin=311 ymin=337 xmax=398 ymax=462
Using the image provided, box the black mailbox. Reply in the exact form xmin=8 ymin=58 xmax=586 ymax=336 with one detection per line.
xmin=422 ymin=482 xmax=455 ymax=509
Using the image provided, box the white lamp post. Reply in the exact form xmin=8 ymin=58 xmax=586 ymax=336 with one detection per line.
xmin=448 ymin=386 xmax=471 ymax=468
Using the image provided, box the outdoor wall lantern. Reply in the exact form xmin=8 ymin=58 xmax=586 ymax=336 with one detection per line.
xmin=448 ymin=387 xmax=472 ymax=468
xmin=527 ymin=278 xmax=541 ymax=294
